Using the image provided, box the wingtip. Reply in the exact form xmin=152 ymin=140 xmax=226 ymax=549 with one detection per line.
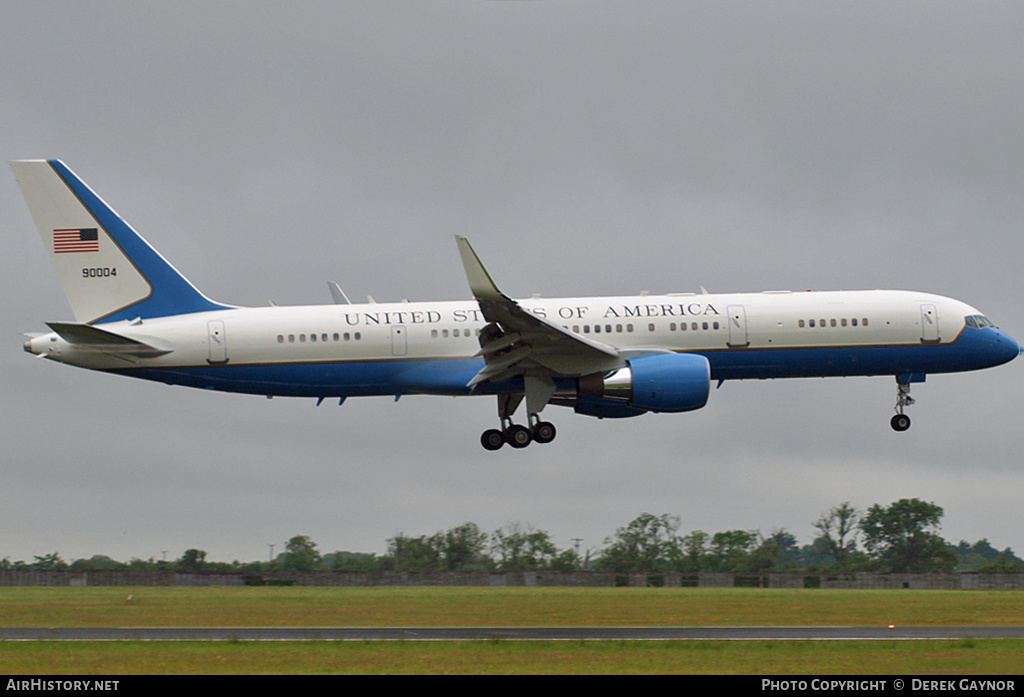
xmin=455 ymin=236 xmax=503 ymax=301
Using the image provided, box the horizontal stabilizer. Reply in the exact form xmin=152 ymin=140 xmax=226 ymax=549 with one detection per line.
xmin=46 ymin=322 xmax=172 ymax=357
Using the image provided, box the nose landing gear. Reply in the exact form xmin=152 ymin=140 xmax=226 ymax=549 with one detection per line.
xmin=890 ymin=376 xmax=917 ymax=432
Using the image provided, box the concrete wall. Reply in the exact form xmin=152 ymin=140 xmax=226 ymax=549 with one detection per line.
xmin=0 ymin=569 xmax=1020 ymax=589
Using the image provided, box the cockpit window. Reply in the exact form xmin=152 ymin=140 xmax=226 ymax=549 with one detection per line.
xmin=964 ymin=315 xmax=995 ymax=329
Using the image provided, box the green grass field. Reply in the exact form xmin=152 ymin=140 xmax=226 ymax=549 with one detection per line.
xmin=0 ymin=587 xmax=1021 ymax=674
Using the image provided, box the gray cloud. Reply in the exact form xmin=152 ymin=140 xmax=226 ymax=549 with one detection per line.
xmin=1 ymin=2 xmax=1021 ymax=563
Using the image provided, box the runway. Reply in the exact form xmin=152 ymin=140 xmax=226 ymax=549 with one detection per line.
xmin=1 ymin=626 xmax=1022 ymax=641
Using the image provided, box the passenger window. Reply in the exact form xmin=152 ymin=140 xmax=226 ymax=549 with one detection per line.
xmin=648 ymin=323 xmax=656 ymax=332
xmin=277 ymin=335 xmax=284 ymax=343
xmin=798 ymin=320 xmax=805 ymax=328
xmin=862 ymin=318 xmax=869 ymax=326
xmin=841 ymin=319 xmax=847 ymax=327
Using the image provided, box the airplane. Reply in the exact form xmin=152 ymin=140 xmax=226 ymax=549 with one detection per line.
xmin=12 ymin=159 xmax=1021 ymax=450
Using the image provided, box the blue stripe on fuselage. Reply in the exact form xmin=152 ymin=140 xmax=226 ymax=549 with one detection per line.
xmin=117 ymin=357 xmax=494 ymax=398
xmin=111 ymin=327 xmax=1017 ymax=398
xmin=701 ymin=326 xmax=1019 ymax=381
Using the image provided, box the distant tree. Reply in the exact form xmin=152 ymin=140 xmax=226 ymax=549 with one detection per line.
xmin=739 ymin=529 xmax=802 ymax=573
xmin=596 ymin=513 xmax=681 ymax=573
xmin=955 ymin=539 xmax=1024 ymax=572
xmin=282 ymin=535 xmax=322 ymax=572
xmin=386 ymin=533 xmax=444 ymax=572
xmin=859 ymin=499 xmax=957 ymax=573
xmin=800 ymin=535 xmax=836 ymax=572
xmin=491 ymin=523 xmax=558 ymax=571
xmin=707 ymin=530 xmax=758 ymax=572
xmin=976 ymin=552 xmax=1024 ymax=574
xmin=70 ymin=555 xmax=127 ymax=572
xmin=325 ymin=551 xmax=381 ymax=572
xmin=678 ymin=530 xmax=710 ymax=572
xmin=814 ymin=502 xmax=860 ymax=573
xmin=440 ymin=523 xmax=490 ymax=571
xmin=177 ymin=548 xmax=207 ymax=573
xmin=32 ymin=552 xmax=67 ymax=571
xmin=549 ymin=548 xmax=583 ymax=572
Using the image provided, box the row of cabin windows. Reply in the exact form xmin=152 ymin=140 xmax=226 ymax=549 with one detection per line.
xmin=798 ymin=318 xmax=868 ymax=328
xmin=572 ymin=321 xmax=720 ymax=334
xmin=279 ymin=321 xmax=727 ymax=344
xmin=431 ymin=328 xmax=476 ymax=338
xmin=277 ymin=332 xmax=362 ymax=344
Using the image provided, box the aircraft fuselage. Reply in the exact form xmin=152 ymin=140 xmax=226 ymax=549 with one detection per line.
xmin=25 ymin=289 xmax=1019 ymax=400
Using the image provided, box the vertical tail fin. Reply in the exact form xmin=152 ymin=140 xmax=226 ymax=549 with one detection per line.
xmin=10 ymin=159 xmax=231 ymax=324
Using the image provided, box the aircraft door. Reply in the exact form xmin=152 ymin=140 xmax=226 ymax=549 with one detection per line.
xmin=391 ymin=325 xmax=407 ymax=356
xmin=727 ymin=305 xmax=749 ymax=347
xmin=207 ymin=319 xmax=228 ymax=364
xmin=920 ymin=304 xmax=939 ymax=343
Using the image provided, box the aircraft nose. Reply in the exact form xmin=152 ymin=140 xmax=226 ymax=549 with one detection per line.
xmin=992 ymin=329 xmax=1021 ymax=364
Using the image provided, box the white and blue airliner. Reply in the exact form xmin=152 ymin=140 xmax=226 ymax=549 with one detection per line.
xmin=13 ymin=160 xmax=1020 ymax=450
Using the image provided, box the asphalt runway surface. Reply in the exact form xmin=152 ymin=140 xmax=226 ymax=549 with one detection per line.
xmin=1 ymin=627 xmax=1022 ymax=641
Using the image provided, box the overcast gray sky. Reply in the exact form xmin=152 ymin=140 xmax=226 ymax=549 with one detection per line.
xmin=2 ymin=2 xmax=1022 ymax=565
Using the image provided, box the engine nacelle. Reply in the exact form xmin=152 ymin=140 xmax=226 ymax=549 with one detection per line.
xmin=575 ymin=353 xmax=711 ymax=417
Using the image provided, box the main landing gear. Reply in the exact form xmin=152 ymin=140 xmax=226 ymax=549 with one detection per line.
xmin=890 ymin=376 xmax=915 ymax=432
xmin=480 ymin=418 xmax=557 ymax=451
xmin=480 ymin=393 xmax=557 ymax=451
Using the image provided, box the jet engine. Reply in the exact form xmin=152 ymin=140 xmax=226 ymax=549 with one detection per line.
xmin=571 ymin=353 xmax=711 ymax=418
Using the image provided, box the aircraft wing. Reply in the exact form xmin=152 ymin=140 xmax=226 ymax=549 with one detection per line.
xmin=455 ymin=236 xmax=622 ymax=385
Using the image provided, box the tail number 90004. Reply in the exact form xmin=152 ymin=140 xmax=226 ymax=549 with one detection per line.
xmin=82 ymin=267 xmax=117 ymax=278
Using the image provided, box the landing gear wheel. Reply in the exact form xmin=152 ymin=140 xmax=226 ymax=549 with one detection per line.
xmin=532 ymin=421 xmax=556 ymax=444
xmin=481 ymin=429 xmax=505 ymax=451
xmin=504 ymin=424 xmax=533 ymax=449
xmin=890 ymin=414 xmax=911 ymax=432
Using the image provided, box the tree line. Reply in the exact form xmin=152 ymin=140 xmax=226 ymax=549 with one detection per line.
xmin=5 ymin=498 xmax=1022 ymax=576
